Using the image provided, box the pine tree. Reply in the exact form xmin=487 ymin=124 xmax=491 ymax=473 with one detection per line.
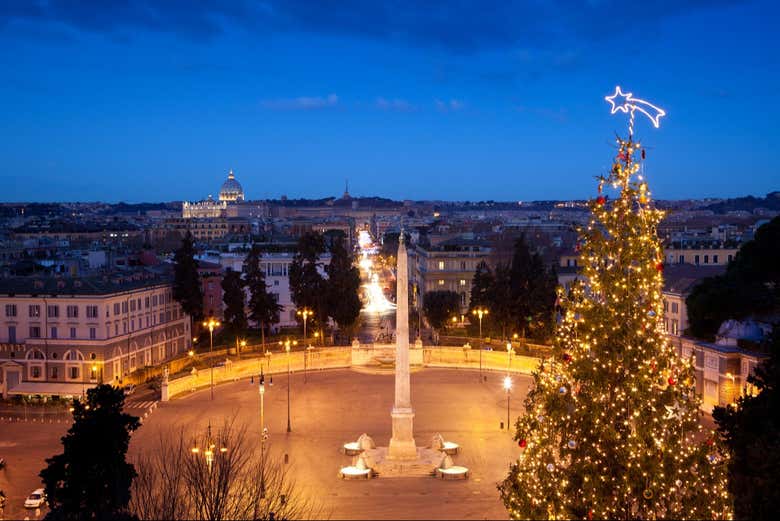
xmin=172 ymin=231 xmax=203 ymax=323
xmin=499 ymin=136 xmax=732 ymax=520
xmin=40 ymin=385 xmax=140 ymax=520
xmin=289 ymin=232 xmax=327 ymax=333
xmin=325 ymin=236 xmax=362 ymax=333
xmin=469 ymin=261 xmax=494 ymax=311
xmin=243 ymin=245 xmax=282 ymax=349
xmin=422 ymin=290 xmax=461 ymax=336
xmin=221 ymin=268 xmax=247 ymax=333
xmin=508 ymin=235 xmax=557 ymax=341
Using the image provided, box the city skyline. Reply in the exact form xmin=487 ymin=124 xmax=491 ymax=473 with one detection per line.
xmin=0 ymin=1 xmax=777 ymax=202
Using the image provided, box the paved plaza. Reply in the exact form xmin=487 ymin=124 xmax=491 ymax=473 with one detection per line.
xmin=1 ymin=368 xmax=531 ymax=520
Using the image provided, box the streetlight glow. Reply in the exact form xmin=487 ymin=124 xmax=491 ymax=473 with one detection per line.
xmin=203 ymin=318 xmax=220 ymax=400
xmin=472 ymin=307 xmax=488 ymax=381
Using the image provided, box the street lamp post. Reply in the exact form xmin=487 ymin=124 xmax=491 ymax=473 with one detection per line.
xmin=259 ymin=370 xmax=270 ymax=498
xmin=472 ymin=308 xmax=488 ymax=381
xmin=297 ymin=308 xmax=312 ymax=345
xmin=506 ymin=342 xmax=512 ymax=374
xmin=236 ymin=338 xmax=247 ymax=359
xmin=282 ymin=339 xmax=297 ymax=433
xmin=191 ymin=422 xmax=227 ymax=473
xmin=203 ymin=318 xmax=221 ymax=401
xmin=503 ymin=376 xmax=512 ymax=434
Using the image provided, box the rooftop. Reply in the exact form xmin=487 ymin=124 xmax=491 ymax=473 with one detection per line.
xmin=663 ymin=264 xmax=727 ymax=295
xmin=0 ymin=268 xmax=173 ymax=297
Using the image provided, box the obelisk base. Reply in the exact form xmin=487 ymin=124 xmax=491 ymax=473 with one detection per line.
xmin=387 ymin=407 xmax=417 ymax=460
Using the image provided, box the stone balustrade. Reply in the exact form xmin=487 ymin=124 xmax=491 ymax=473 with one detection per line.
xmin=163 ymin=344 xmax=541 ymax=401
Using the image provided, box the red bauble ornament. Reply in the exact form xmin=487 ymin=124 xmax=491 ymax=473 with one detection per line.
xmin=707 ymin=438 xmax=715 ymax=447
xmin=596 ymin=196 xmax=606 ymax=206
xmin=519 ymin=439 xmax=527 ymax=448
xmin=588 ymin=509 xmax=593 ymax=520
xmin=668 ymin=376 xmax=676 ymax=386
xmin=618 ymin=151 xmax=628 ymax=161
xmin=655 ymin=262 xmax=664 ymax=272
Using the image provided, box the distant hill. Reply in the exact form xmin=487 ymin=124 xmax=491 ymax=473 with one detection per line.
xmin=703 ymin=192 xmax=780 ymax=214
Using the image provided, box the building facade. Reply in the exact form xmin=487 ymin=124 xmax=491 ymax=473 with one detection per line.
xmin=669 ymin=335 xmax=766 ymax=413
xmin=196 ymin=251 xmax=331 ymax=331
xmin=663 ymin=246 xmax=739 ymax=266
xmin=0 ymin=271 xmax=191 ymax=397
xmin=414 ymin=238 xmax=492 ymax=312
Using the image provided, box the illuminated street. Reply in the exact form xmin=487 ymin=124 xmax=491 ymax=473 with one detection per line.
xmin=357 ymin=230 xmax=397 ymax=343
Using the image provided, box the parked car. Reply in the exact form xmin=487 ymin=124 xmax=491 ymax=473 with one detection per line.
xmin=122 ymin=384 xmax=136 ymax=396
xmin=24 ymin=488 xmax=46 ymax=509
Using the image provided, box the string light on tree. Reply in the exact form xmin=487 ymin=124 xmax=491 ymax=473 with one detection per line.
xmin=498 ymin=88 xmax=732 ymax=520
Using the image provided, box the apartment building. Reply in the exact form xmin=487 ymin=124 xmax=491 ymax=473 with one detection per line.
xmin=663 ymin=246 xmax=739 ymax=266
xmin=0 ymin=270 xmax=191 ymax=397
xmin=661 ymin=264 xmax=726 ymax=336
xmin=196 ymin=251 xmax=331 ymax=330
xmin=414 ymin=237 xmax=492 ymax=312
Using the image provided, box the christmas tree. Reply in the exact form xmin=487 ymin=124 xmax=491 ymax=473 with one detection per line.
xmin=499 ymin=95 xmax=732 ymax=519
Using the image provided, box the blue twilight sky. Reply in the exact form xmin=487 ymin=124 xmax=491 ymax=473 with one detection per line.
xmin=0 ymin=1 xmax=778 ymax=203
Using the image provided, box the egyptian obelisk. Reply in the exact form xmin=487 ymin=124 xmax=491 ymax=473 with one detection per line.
xmin=388 ymin=231 xmax=417 ymax=460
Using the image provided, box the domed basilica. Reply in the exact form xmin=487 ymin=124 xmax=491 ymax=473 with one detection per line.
xmin=182 ymin=169 xmax=246 ymax=218
xmin=218 ymin=169 xmax=244 ymax=202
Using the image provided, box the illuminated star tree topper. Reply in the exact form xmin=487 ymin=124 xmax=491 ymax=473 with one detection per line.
xmin=605 ymin=86 xmax=666 ymax=136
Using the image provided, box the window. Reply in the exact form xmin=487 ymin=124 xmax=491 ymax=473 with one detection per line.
xmin=663 ymin=300 xmax=668 ymax=312
xmin=438 ymin=261 xmax=445 ymax=270
xmin=694 ymin=255 xmax=700 ymax=265
xmin=114 ymin=303 xmax=120 ymax=315
xmin=66 ymin=305 xmax=78 ymax=318
xmin=208 ymin=281 xmax=214 ymax=290
xmin=86 ymin=305 xmax=98 ymax=318
xmin=8 ymin=326 xmax=16 ymax=343
xmin=29 ymin=326 xmax=41 ymax=338
xmin=438 ymin=279 xmax=445 ymax=286
xmin=159 ymin=312 xmax=165 ymax=323
xmin=145 ymin=296 xmax=150 ymax=308
xmin=671 ymin=302 xmax=679 ymax=314
xmin=31 ymin=366 xmax=41 ymax=379
xmin=47 ymin=305 xmax=59 ymax=318
xmin=130 ymin=300 xmax=136 ymax=312
xmin=70 ymin=327 xmax=77 ymax=339
xmin=704 ymin=255 xmax=709 ymax=264
xmin=70 ymin=367 xmax=79 ymax=379
xmin=728 ymin=254 xmax=733 ymax=262
xmin=51 ymin=366 xmax=59 ymax=379
xmin=713 ymin=255 xmax=719 ymax=264
xmin=131 ymin=319 xmax=135 ymax=331
xmin=152 ymin=295 xmax=158 ymax=306
xmin=29 ymin=305 xmax=41 ymax=318
xmin=89 ymin=327 xmax=96 ymax=340
xmin=274 ymin=280 xmax=279 ymax=286
xmin=678 ymin=255 xmax=684 ymax=264
xmin=123 ymin=321 xmax=127 ymax=333
xmin=460 ymin=279 xmax=467 ymax=286
xmin=460 ymin=261 xmax=466 ymax=270
xmin=5 ymin=304 xmax=17 ymax=317
xmin=50 ymin=327 xmax=58 ymax=339
xmin=671 ymin=319 xmax=679 ymax=335
xmin=122 ymin=301 xmax=128 ymax=313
